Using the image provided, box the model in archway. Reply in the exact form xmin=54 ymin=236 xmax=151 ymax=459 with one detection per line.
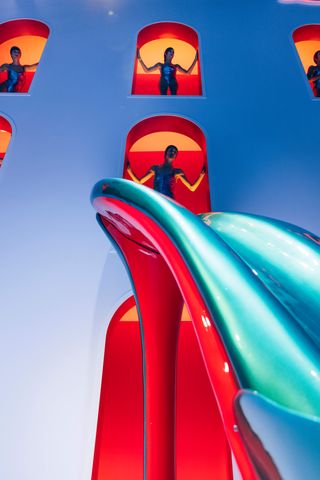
xmin=137 ymin=47 xmax=198 ymax=95
xmin=307 ymin=50 xmax=320 ymax=97
xmin=0 ymin=46 xmax=39 ymax=92
xmin=127 ymin=144 xmax=206 ymax=198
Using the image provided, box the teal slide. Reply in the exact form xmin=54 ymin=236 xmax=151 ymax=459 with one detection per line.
xmin=92 ymin=178 xmax=320 ymax=480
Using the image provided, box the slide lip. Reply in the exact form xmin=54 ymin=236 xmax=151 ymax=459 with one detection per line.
xmin=91 ymin=178 xmax=320 ymax=419
xmin=234 ymin=389 xmax=320 ymax=480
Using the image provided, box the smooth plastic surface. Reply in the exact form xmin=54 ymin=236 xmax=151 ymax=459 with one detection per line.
xmin=92 ymin=179 xmax=259 ymax=480
xmin=234 ymin=390 xmax=320 ymax=480
xmin=92 ymin=296 xmax=232 ymax=480
xmin=91 ymin=178 xmax=320 ymax=479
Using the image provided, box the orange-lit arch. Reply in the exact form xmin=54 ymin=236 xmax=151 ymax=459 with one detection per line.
xmin=0 ymin=116 xmax=12 ymax=167
xmin=137 ymin=39 xmax=198 ymax=76
xmin=123 ymin=116 xmax=211 ymax=214
xmin=92 ymin=295 xmax=232 ymax=480
xmin=293 ymin=25 xmax=320 ymax=97
xmin=130 ymin=131 xmax=201 ymax=152
xmin=0 ymin=19 xmax=49 ymax=93
xmin=132 ymin=22 xmax=202 ymax=95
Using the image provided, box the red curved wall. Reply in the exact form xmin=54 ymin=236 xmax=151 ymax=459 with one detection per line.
xmin=0 ymin=116 xmax=12 ymax=164
xmin=92 ymin=296 xmax=232 ymax=480
xmin=0 ymin=116 xmax=12 ymax=134
xmin=0 ymin=19 xmax=49 ymax=42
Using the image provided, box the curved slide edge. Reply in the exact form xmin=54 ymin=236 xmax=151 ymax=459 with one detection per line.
xmin=91 ymin=178 xmax=320 ymax=479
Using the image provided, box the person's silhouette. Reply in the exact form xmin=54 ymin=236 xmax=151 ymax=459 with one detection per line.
xmin=307 ymin=50 xmax=320 ymax=97
xmin=137 ymin=47 xmax=198 ymax=95
xmin=0 ymin=46 xmax=39 ymax=92
xmin=127 ymin=145 xmax=206 ymax=199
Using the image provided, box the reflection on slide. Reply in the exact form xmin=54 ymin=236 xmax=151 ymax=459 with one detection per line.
xmin=91 ymin=178 xmax=320 ymax=480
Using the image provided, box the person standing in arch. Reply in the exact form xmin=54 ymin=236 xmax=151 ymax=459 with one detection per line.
xmin=137 ymin=47 xmax=198 ymax=95
xmin=127 ymin=144 xmax=206 ymax=199
xmin=307 ymin=50 xmax=320 ymax=97
xmin=0 ymin=46 xmax=39 ymax=93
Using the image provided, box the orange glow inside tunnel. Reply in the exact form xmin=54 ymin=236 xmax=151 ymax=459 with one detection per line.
xmin=0 ymin=20 xmax=49 ymax=93
xmin=0 ymin=36 xmax=47 ymax=66
xmin=0 ymin=116 xmax=12 ymax=167
xmin=132 ymin=22 xmax=202 ymax=95
xmin=294 ymin=40 xmax=320 ymax=73
xmin=136 ymin=39 xmax=198 ymax=75
xmin=92 ymin=296 xmax=233 ymax=480
xmin=123 ymin=116 xmax=211 ymax=214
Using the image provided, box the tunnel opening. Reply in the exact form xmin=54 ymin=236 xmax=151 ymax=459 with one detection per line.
xmin=132 ymin=22 xmax=202 ymax=96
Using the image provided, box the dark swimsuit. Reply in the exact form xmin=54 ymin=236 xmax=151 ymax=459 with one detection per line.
xmin=160 ymin=63 xmax=178 ymax=95
xmin=150 ymin=164 xmax=183 ymax=198
xmin=1 ymin=66 xmax=25 ymax=92
xmin=307 ymin=65 xmax=320 ymax=97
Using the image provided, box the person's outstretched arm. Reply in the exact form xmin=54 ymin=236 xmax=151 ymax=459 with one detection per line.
xmin=137 ymin=49 xmax=161 ymax=73
xmin=176 ymin=165 xmax=206 ymax=192
xmin=176 ymin=51 xmax=198 ymax=74
xmin=24 ymin=62 xmax=39 ymax=72
xmin=127 ymin=161 xmax=155 ymax=184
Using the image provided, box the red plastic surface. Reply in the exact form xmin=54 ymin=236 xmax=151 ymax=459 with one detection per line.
xmin=92 ymin=196 xmax=259 ymax=480
xmin=92 ymin=296 xmax=233 ymax=480
xmin=137 ymin=23 xmax=199 ymax=49
xmin=0 ymin=19 xmax=49 ymax=42
xmin=0 ymin=115 xmax=12 ymax=134
xmin=103 ymin=220 xmax=184 ymax=480
xmin=293 ymin=25 xmax=320 ymax=43
xmin=125 ymin=116 xmax=206 ymax=151
xmin=0 ymin=116 xmax=12 ymax=162
xmin=0 ymin=71 xmax=35 ymax=93
xmin=92 ymin=297 xmax=144 ymax=479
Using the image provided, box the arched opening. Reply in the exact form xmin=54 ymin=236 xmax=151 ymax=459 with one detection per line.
xmin=0 ymin=19 xmax=49 ymax=93
xmin=123 ymin=116 xmax=211 ymax=214
xmin=0 ymin=116 xmax=12 ymax=167
xmin=293 ymin=25 xmax=320 ymax=97
xmin=92 ymin=296 xmax=144 ymax=479
xmin=132 ymin=22 xmax=202 ymax=96
xmin=92 ymin=296 xmax=232 ymax=480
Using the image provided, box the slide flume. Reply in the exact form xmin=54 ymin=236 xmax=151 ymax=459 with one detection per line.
xmin=91 ymin=178 xmax=320 ymax=480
